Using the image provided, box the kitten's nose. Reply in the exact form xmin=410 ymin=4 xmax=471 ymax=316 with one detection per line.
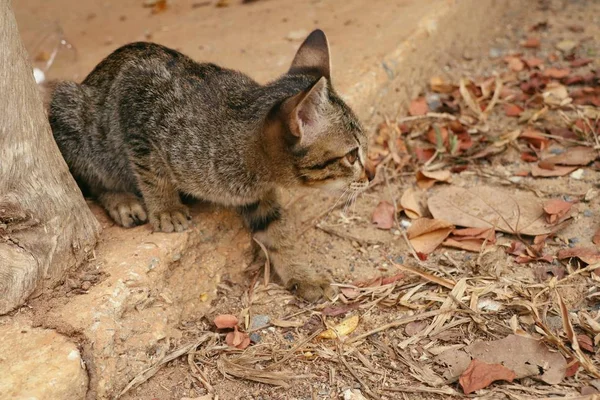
xmin=365 ymin=160 xmax=376 ymax=182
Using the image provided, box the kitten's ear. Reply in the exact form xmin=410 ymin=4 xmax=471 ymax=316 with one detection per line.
xmin=286 ymin=76 xmax=328 ymax=144
xmin=288 ymin=29 xmax=331 ymax=80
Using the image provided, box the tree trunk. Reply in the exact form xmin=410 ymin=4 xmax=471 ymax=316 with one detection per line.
xmin=0 ymin=0 xmax=100 ymax=314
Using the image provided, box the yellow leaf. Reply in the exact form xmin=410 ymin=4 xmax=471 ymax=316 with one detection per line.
xmin=319 ymin=315 xmax=359 ymax=339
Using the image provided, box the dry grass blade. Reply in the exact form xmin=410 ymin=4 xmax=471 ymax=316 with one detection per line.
xmin=392 ymin=261 xmax=455 ymax=289
xmin=253 ymin=237 xmax=271 ymax=286
xmin=555 ymin=290 xmax=600 ymax=378
xmin=118 ymin=333 xmax=213 ymax=398
xmin=459 ymin=78 xmax=484 ymax=120
xmin=483 ymin=76 xmax=503 ymax=115
xmin=384 ymin=386 xmax=462 ymax=396
xmin=187 ymin=353 xmax=214 ymax=393
xmin=339 ymin=348 xmax=382 ymax=400
xmin=217 ymin=355 xmax=313 ymax=388
xmin=346 ymin=308 xmax=452 ymax=344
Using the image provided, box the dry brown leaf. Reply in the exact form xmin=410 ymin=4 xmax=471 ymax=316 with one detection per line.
xmin=443 ymin=238 xmax=485 ymax=252
xmin=405 ymin=320 xmax=428 ymax=336
xmin=400 ymin=187 xmax=426 ymax=219
xmin=409 ymin=97 xmax=429 ymax=116
xmin=226 ymin=327 xmax=250 ymax=349
xmin=430 ymin=76 xmax=456 ymax=93
xmin=319 ymin=315 xmax=359 ymax=339
xmin=214 ymin=314 xmax=238 ymax=329
xmin=522 ymin=37 xmax=541 ymax=48
xmin=543 ymin=199 xmax=572 ymax=223
xmin=435 ymin=334 xmax=566 ymax=384
xmin=428 ymin=186 xmax=570 ymax=236
xmin=557 ymin=247 xmax=600 ymax=265
xmin=271 ymin=318 xmax=304 ymax=328
xmin=521 ymin=127 xmax=549 ymax=150
xmin=416 ymin=169 xmax=452 ymax=189
xmin=593 ymin=228 xmax=600 ymax=245
xmin=459 ymin=359 xmax=516 ymax=395
xmin=504 ymin=103 xmax=524 ymax=117
xmin=506 ymin=57 xmax=525 ymax=72
xmin=544 ymin=67 xmax=571 ymax=79
xmin=407 ymin=218 xmax=453 ymax=254
xmin=372 ymin=200 xmax=395 ymax=230
xmin=543 ymin=146 xmax=598 ymax=166
xmin=531 ymin=164 xmax=578 ymax=177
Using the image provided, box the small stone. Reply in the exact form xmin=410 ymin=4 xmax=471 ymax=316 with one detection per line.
xmin=250 ymin=315 xmax=270 ymax=330
xmin=556 ymin=39 xmax=578 ymax=53
xmin=425 ymin=93 xmax=442 ymax=111
xmin=286 ymin=29 xmax=308 ymax=41
xmin=489 ymin=48 xmax=503 ymax=58
xmin=570 ymin=169 xmax=584 ymax=180
xmin=249 ymin=333 xmax=262 ymax=343
xmin=584 ymin=210 xmax=593 ymax=217
xmin=549 ymin=148 xmax=564 ymax=155
xmin=343 ymin=388 xmax=368 ymax=400
xmin=81 ymin=281 xmax=91 ymax=291
xmin=284 ymin=332 xmax=294 ymax=342
xmin=394 ymin=256 xmax=404 ymax=264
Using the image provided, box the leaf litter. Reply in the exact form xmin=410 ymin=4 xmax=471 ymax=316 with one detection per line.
xmin=119 ymin=3 xmax=600 ymax=399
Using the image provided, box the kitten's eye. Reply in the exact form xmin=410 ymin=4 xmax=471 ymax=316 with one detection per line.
xmin=345 ymin=149 xmax=358 ymax=165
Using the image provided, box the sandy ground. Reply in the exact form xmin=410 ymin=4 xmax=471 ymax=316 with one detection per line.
xmin=5 ymin=0 xmax=600 ymax=399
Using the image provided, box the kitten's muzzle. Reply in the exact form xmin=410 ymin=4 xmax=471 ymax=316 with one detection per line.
xmin=363 ymin=160 xmax=376 ymax=182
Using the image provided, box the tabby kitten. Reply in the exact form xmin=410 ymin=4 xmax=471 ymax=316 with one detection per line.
xmin=48 ymin=30 xmax=373 ymax=301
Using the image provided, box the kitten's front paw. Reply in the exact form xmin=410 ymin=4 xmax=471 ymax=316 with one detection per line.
xmin=100 ymin=192 xmax=148 ymax=228
xmin=286 ymin=276 xmax=337 ymax=303
xmin=149 ymin=206 xmax=191 ymax=233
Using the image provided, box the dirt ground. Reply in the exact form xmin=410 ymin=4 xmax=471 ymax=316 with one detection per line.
xmin=7 ymin=0 xmax=600 ymax=399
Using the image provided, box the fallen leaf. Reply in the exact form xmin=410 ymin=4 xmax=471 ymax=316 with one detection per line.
xmin=531 ymin=164 xmax=578 ymax=177
xmin=543 ymin=146 xmax=598 ymax=166
xmin=504 ymin=103 xmax=524 ymax=117
xmin=426 ymin=126 xmax=449 ymax=148
xmin=399 ymin=187 xmax=426 ymax=219
xmin=409 ymin=97 xmax=429 ymax=116
xmin=524 ymin=57 xmax=544 ymax=68
xmin=414 ymin=147 xmax=436 ymax=163
xmin=459 ymin=359 xmax=516 ymax=394
xmin=428 ymin=186 xmax=571 ymax=236
xmin=407 ymin=218 xmax=454 ymax=254
xmin=543 ymin=199 xmax=573 ymax=223
xmin=506 ymin=57 xmax=525 ymax=72
xmin=319 ymin=315 xmax=359 ymax=339
xmin=557 ymin=247 xmax=600 ymax=265
xmin=556 ymin=39 xmax=578 ymax=53
xmin=520 ymin=128 xmax=549 ymax=150
xmin=593 ymin=228 xmax=600 ymax=245
xmin=435 ymin=334 xmax=566 ymax=384
xmin=522 ymin=37 xmax=541 ymax=48
xmin=543 ymin=67 xmax=571 ymax=79
xmin=430 ymin=76 xmax=456 ymax=93
xmin=443 ymin=238 xmax=485 ymax=252
xmin=372 ymin=201 xmax=395 ymax=230
xmin=416 ymin=169 xmax=452 ymax=189
xmin=225 ymin=327 xmax=251 ymax=349
xmin=322 ymin=304 xmax=360 ymax=317
xmin=543 ymin=83 xmax=570 ymax=106
xmin=577 ymin=334 xmax=594 ymax=353
xmin=570 ymin=58 xmax=593 ymax=68
xmin=405 ymin=320 xmax=428 ymax=336
xmin=271 ymin=318 xmax=304 ymax=328
xmin=565 ymin=358 xmax=580 ymax=377
xmin=214 ymin=314 xmax=238 ymax=329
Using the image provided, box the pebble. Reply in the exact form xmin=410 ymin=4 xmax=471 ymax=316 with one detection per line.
xmin=249 ymin=333 xmax=262 ymax=343
xmin=284 ymin=332 xmax=294 ymax=342
xmin=394 ymin=256 xmax=404 ymax=264
xmin=570 ymin=169 xmax=584 ymax=180
xmin=489 ymin=47 xmax=503 ymax=58
xmin=584 ymin=210 xmax=593 ymax=217
xmin=250 ymin=315 xmax=270 ymax=330
xmin=425 ymin=93 xmax=442 ymax=111
xmin=81 ymin=281 xmax=91 ymax=291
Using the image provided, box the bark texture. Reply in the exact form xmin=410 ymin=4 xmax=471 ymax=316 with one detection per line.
xmin=0 ymin=0 xmax=100 ymax=314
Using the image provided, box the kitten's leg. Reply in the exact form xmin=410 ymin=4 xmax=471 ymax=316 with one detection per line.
xmin=239 ymin=190 xmax=332 ymax=302
xmin=131 ymin=158 xmax=190 ymax=233
xmin=97 ymin=192 xmax=147 ymax=228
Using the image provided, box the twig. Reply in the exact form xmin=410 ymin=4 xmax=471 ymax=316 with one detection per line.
xmin=253 ymin=237 xmax=271 ymax=286
xmin=392 ymin=261 xmax=455 ymax=290
xmin=339 ymin=347 xmax=383 ymax=400
xmin=383 ymin=386 xmax=461 ymax=396
xmin=397 ymin=112 xmax=457 ymax=123
xmin=346 ymin=309 xmax=452 ymax=344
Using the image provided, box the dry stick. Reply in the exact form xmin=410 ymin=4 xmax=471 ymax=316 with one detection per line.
xmin=316 ymin=224 xmax=383 ymax=246
xmin=397 ymin=112 xmax=458 ymax=123
xmin=346 ymin=309 xmax=450 ymax=344
xmin=338 ymin=346 xmax=383 ymax=400
xmin=383 ymin=386 xmax=461 ymax=396
xmin=118 ymin=333 xmax=213 ymax=398
xmin=187 ymin=353 xmax=214 ymax=393
xmin=253 ymin=237 xmax=271 ymax=286
xmin=392 ymin=261 xmax=455 ymax=290
xmin=265 ymin=328 xmax=324 ymax=370
xmin=533 ymin=262 xmax=600 ymax=302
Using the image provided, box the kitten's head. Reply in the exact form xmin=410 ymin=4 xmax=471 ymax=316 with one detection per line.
xmin=272 ymin=30 xmax=374 ymax=195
